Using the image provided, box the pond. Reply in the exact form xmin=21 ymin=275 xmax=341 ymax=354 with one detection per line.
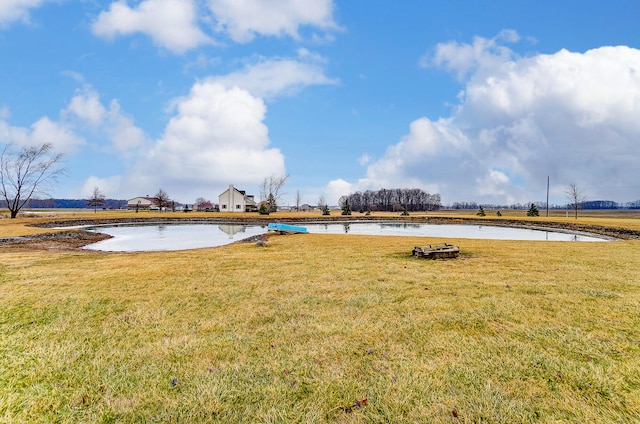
xmin=81 ymin=221 xmax=609 ymax=252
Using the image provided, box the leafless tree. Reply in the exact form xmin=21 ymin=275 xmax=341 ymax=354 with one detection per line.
xmin=343 ymin=188 xmax=441 ymax=212
xmin=295 ymin=189 xmax=301 ymax=212
xmin=154 ymin=188 xmax=171 ymax=212
xmin=0 ymin=143 xmax=65 ymax=218
xmin=259 ymin=174 xmax=288 ymax=212
xmin=317 ymin=195 xmax=326 ymax=209
xmin=86 ymin=186 xmax=106 ymax=213
xmin=565 ymin=184 xmax=586 ymax=219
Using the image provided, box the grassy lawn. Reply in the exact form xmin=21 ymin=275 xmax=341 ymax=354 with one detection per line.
xmin=1 ymin=211 xmax=639 ymax=422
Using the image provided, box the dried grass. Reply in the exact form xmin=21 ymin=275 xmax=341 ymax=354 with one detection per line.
xmin=1 ymin=212 xmax=639 ymax=422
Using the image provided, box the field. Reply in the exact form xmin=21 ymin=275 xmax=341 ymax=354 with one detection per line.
xmin=1 ymin=210 xmax=639 ymax=422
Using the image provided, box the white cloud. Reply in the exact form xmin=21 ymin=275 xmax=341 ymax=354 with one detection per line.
xmin=92 ymin=0 xmax=338 ymax=53
xmin=0 ymin=85 xmax=146 ymax=172
xmin=359 ymin=40 xmax=640 ymax=205
xmin=322 ymin=178 xmax=354 ymax=205
xmin=92 ymin=0 xmax=213 ymax=53
xmin=76 ymin=175 xmax=123 ymax=199
xmin=209 ymin=51 xmax=338 ymax=99
xmin=66 ymin=87 xmax=107 ymax=126
xmin=121 ymin=81 xmax=285 ymax=201
xmin=0 ymin=115 xmax=85 ymax=154
xmin=64 ymin=86 xmax=148 ymax=152
xmin=66 ymin=54 xmax=332 ymax=202
xmin=208 ymin=0 xmax=337 ymax=43
xmin=420 ymin=29 xmax=520 ymax=81
xmin=0 ymin=0 xmax=46 ymax=28
xmin=358 ymin=153 xmax=370 ymax=167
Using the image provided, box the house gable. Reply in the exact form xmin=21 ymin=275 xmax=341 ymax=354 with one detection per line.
xmin=218 ymin=185 xmax=256 ymax=212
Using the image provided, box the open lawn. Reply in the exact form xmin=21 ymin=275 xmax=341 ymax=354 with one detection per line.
xmin=1 ymin=210 xmax=639 ymax=422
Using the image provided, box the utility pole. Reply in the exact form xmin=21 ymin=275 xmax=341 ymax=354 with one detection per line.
xmin=546 ymin=176 xmax=550 ymax=217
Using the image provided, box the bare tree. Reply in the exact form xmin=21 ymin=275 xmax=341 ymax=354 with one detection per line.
xmin=0 ymin=143 xmax=65 ymax=218
xmin=259 ymin=174 xmax=288 ymax=212
xmin=295 ymin=189 xmax=301 ymax=212
xmin=317 ymin=195 xmax=326 ymax=210
xmin=342 ymin=188 xmax=441 ymax=212
xmin=565 ymin=184 xmax=586 ymax=219
xmin=86 ymin=187 xmax=106 ymax=213
xmin=154 ymin=188 xmax=171 ymax=212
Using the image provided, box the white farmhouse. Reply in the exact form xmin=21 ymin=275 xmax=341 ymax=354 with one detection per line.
xmin=218 ymin=185 xmax=257 ymax=212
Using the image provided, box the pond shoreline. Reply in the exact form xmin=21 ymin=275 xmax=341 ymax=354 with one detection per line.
xmin=0 ymin=215 xmax=631 ymax=251
xmin=36 ymin=215 xmax=640 ymax=239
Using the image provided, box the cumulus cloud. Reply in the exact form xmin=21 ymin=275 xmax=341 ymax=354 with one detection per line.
xmin=0 ymin=84 xmax=147 ymax=181
xmin=92 ymin=0 xmax=338 ymax=52
xmin=92 ymin=0 xmax=212 ymax=53
xmin=75 ymin=175 xmax=124 ymax=199
xmin=64 ymin=86 xmax=148 ymax=152
xmin=322 ymin=178 xmax=354 ymax=205
xmin=210 ymin=50 xmax=338 ymax=99
xmin=121 ymin=81 xmax=285 ymax=201
xmin=0 ymin=115 xmax=85 ymax=153
xmin=208 ymin=0 xmax=337 ymax=43
xmin=420 ymin=29 xmax=520 ymax=81
xmin=71 ymin=52 xmax=333 ymax=201
xmin=360 ymin=36 xmax=640 ymax=205
xmin=0 ymin=0 xmax=46 ymax=28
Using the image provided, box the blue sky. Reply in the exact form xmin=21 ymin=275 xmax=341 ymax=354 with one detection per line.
xmin=1 ymin=0 xmax=640 ymax=206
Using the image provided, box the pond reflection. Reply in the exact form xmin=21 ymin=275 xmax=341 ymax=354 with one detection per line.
xmin=305 ymin=222 xmax=608 ymax=242
xmin=83 ymin=223 xmax=266 ymax=252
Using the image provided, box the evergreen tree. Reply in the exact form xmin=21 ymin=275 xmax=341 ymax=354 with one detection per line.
xmin=476 ymin=205 xmax=486 ymax=216
xmin=259 ymin=202 xmax=270 ymax=215
xmin=267 ymin=193 xmax=277 ymax=212
xmin=341 ymin=198 xmax=352 ymax=215
xmin=527 ymin=203 xmax=540 ymax=216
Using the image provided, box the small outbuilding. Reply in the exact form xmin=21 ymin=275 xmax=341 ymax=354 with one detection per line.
xmin=127 ymin=196 xmax=158 ymax=211
xmin=195 ymin=201 xmax=217 ymax=212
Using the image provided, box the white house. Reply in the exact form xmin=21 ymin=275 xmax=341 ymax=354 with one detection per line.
xmin=218 ymin=185 xmax=257 ymax=212
xmin=127 ymin=196 xmax=158 ymax=210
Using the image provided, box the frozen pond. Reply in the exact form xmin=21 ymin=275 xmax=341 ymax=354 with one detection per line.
xmin=82 ymin=221 xmax=609 ymax=252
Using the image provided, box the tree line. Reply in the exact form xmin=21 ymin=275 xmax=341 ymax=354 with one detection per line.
xmin=339 ymin=188 xmax=441 ymax=212
xmin=451 ymin=200 xmax=640 ymax=210
xmin=0 ymin=197 xmax=127 ymax=210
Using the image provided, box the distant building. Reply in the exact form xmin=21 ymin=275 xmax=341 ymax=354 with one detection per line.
xmin=218 ymin=185 xmax=257 ymax=212
xmin=195 ymin=201 xmax=217 ymax=212
xmin=127 ymin=196 xmax=158 ymax=211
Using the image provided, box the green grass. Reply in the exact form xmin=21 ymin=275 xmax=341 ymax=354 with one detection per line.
xmin=1 ymin=214 xmax=639 ymax=422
